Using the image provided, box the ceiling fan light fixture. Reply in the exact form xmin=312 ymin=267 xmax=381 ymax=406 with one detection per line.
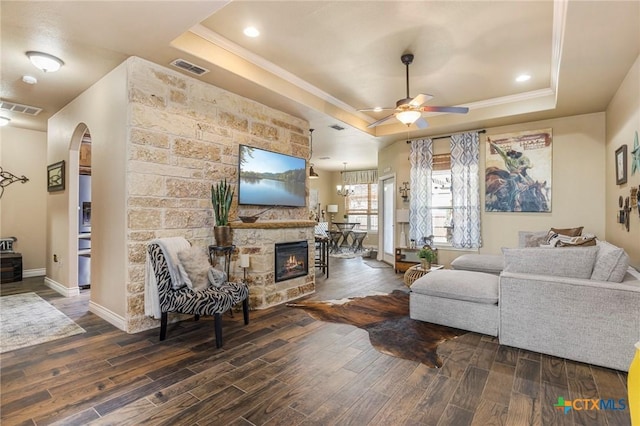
xmin=396 ymin=110 xmax=422 ymax=126
xmin=26 ymin=51 xmax=64 ymax=72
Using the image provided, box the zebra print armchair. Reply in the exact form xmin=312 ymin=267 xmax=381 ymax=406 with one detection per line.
xmin=147 ymin=242 xmax=249 ymax=348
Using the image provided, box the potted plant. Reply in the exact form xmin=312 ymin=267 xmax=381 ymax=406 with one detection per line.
xmin=417 ymin=247 xmax=437 ymax=270
xmin=211 ymin=179 xmax=234 ymax=246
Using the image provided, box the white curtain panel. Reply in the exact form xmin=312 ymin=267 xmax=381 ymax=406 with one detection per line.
xmin=450 ymin=132 xmax=482 ymax=248
xmin=409 ymin=139 xmax=433 ymax=244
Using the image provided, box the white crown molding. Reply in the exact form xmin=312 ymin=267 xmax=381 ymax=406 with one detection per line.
xmin=191 ymin=1 xmax=566 ymax=126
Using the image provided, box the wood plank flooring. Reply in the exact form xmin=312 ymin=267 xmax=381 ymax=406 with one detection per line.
xmin=0 ymin=257 xmax=630 ymax=425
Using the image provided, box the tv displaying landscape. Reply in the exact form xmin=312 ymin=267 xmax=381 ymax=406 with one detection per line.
xmin=238 ymin=145 xmax=306 ymax=207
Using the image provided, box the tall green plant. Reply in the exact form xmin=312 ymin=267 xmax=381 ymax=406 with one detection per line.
xmin=211 ymin=179 xmax=234 ymax=226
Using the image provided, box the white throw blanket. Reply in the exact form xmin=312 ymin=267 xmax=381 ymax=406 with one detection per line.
xmin=144 ymin=237 xmax=191 ymax=319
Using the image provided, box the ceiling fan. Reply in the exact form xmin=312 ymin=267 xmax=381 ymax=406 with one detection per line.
xmin=360 ymin=53 xmax=469 ymax=129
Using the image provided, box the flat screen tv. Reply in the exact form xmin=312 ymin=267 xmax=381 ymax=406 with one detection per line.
xmin=238 ymin=145 xmax=306 ymax=207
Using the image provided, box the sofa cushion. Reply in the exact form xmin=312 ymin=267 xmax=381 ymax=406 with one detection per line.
xmin=502 ymin=246 xmax=597 ymax=279
xmin=591 ymin=241 xmax=629 ymax=283
xmin=450 ymin=254 xmax=504 ymax=274
xmin=411 ymin=270 xmax=498 ymax=305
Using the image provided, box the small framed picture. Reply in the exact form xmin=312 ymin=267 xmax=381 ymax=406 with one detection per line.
xmin=615 ymin=145 xmax=627 ymax=185
xmin=47 ymin=160 xmax=65 ymax=192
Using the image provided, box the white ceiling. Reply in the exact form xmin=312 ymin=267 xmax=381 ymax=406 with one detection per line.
xmin=1 ymin=1 xmax=638 ymax=171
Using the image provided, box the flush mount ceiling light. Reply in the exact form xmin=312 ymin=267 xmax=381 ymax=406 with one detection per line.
xmin=516 ymin=74 xmax=531 ymax=82
xmin=243 ymin=26 xmax=260 ymax=37
xmin=22 ymin=75 xmax=38 ymax=85
xmin=26 ymin=51 xmax=64 ymax=72
xmin=396 ymin=110 xmax=422 ymax=126
xmin=0 ymin=117 xmax=11 ymax=126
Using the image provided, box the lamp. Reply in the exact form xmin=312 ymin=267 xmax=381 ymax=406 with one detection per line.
xmin=309 ymin=128 xmax=319 ymax=179
xmin=397 ymin=209 xmax=410 ymax=247
xmin=327 ymin=204 xmax=338 ymax=222
xmin=0 ymin=117 xmax=10 ymax=127
xmin=239 ymin=254 xmax=250 ymax=283
xmin=399 ymin=181 xmax=410 ymax=201
xmin=336 ymin=162 xmax=354 ymax=197
xmin=396 ymin=110 xmax=422 ymax=126
xmin=26 ymin=51 xmax=64 ymax=73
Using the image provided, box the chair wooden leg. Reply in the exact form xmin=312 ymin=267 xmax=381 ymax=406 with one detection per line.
xmin=214 ymin=312 xmax=223 ymax=348
xmin=194 ymin=314 xmax=200 ymax=321
xmin=160 ymin=312 xmax=168 ymax=341
xmin=242 ymin=298 xmax=249 ymax=325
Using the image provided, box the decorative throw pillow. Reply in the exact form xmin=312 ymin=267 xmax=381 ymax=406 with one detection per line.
xmin=550 ymin=226 xmax=583 ymax=237
xmin=177 ymin=246 xmax=211 ymax=291
xmin=591 ymin=240 xmax=629 ymax=283
xmin=518 ymin=231 xmax=549 ymax=248
xmin=208 ymin=267 xmax=227 ymax=288
xmin=557 ymin=236 xmax=597 ymax=247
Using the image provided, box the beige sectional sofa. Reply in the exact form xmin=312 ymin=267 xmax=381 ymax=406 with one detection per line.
xmin=410 ymin=239 xmax=640 ymax=371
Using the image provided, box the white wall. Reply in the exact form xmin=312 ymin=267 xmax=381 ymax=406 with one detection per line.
xmin=379 ymin=112 xmax=607 ymax=266
xmin=0 ymin=127 xmax=47 ymax=274
xmin=606 ymin=54 xmax=640 ymax=268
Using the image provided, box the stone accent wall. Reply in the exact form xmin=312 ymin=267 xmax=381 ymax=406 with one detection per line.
xmin=125 ymin=57 xmax=311 ymax=333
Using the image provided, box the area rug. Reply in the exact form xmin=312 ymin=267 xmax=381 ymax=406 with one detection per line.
xmin=363 ymin=259 xmax=391 ymax=268
xmin=0 ymin=292 xmax=85 ymax=353
xmin=287 ymin=290 xmax=466 ymax=367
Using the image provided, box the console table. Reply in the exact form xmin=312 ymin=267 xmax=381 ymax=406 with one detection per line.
xmin=1 ymin=253 xmax=22 ymax=283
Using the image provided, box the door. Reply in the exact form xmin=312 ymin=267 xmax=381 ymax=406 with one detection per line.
xmin=381 ymin=175 xmax=395 ymax=264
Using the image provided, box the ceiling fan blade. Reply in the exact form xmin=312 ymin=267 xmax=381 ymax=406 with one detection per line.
xmin=408 ymin=93 xmax=434 ymax=108
xmin=367 ymin=113 xmax=397 ymax=128
xmin=420 ymin=106 xmax=469 ymax=114
xmin=414 ymin=117 xmax=428 ymax=129
xmin=357 ymin=107 xmax=396 ymax=112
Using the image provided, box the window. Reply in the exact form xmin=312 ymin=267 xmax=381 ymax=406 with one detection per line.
xmin=431 ymin=154 xmax=452 ymax=245
xmin=345 ymin=183 xmax=378 ymax=232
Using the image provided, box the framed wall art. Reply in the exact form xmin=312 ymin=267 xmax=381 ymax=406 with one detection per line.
xmin=47 ymin=160 xmax=65 ymax=192
xmin=615 ymin=145 xmax=627 ymax=185
xmin=485 ymin=128 xmax=552 ymax=212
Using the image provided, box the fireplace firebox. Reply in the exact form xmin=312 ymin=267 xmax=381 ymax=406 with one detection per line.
xmin=275 ymin=241 xmax=308 ymax=282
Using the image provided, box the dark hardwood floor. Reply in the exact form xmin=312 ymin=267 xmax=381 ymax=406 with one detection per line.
xmin=0 ymin=257 xmax=630 ymax=425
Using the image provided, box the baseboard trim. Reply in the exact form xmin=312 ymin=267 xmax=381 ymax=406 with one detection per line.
xmin=44 ymin=277 xmax=80 ymax=297
xmin=89 ymin=301 xmax=126 ymax=331
xmin=24 ymin=268 xmax=46 ymax=278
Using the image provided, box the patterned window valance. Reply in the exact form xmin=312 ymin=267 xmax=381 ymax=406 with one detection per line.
xmin=342 ymin=169 xmax=378 ymax=185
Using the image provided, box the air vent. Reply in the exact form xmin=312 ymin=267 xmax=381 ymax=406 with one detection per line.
xmin=329 ymin=124 xmax=345 ymax=131
xmin=170 ymin=59 xmax=210 ymax=76
xmin=0 ymin=100 xmax=42 ymax=116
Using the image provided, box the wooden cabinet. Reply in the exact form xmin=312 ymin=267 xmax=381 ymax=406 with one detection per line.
xmin=1 ymin=253 xmax=22 ymax=283
xmin=394 ymin=247 xmax=439 ymax=273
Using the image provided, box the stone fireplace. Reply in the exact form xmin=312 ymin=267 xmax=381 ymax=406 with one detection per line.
xmin=230 ymin=220 xmax=316 ymax=309
xmin=274 ymin=241 xmax=308 ymax=282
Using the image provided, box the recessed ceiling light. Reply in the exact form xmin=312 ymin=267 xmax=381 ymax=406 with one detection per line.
xmin=516 ymin=74 xmax=531 ymax=82
xmin=26 ymin=51 xmax=64 ymax=72
xmin=0 ymin=117 xmax=11 ymax=126
xmin=243 ymin=27 xmax=260 ymax=38
xmin=22 ymin=75 xmax=38 ymax=85
xmin=373 ymin=107 xmax=383 ymax=112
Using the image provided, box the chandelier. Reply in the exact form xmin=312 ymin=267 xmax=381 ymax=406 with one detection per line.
xmin=336 ymin=162 xmax=354 ymax=197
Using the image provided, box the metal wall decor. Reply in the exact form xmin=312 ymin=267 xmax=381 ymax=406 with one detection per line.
xmin=631 ymin=131 xmax=639 ymax=175
xmin=0 ymin=167 xmax=29 ymax=199
xmin=47 ymin=161 xmax=65 ymax=192
xmin=399 ymin=181 xmax=410 ymax=201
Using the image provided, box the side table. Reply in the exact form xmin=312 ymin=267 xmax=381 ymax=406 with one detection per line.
xmin=403 ymin=264 xmax=444 ymax=287
xmin=208 ymin=245 xmax=235 ymax=279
